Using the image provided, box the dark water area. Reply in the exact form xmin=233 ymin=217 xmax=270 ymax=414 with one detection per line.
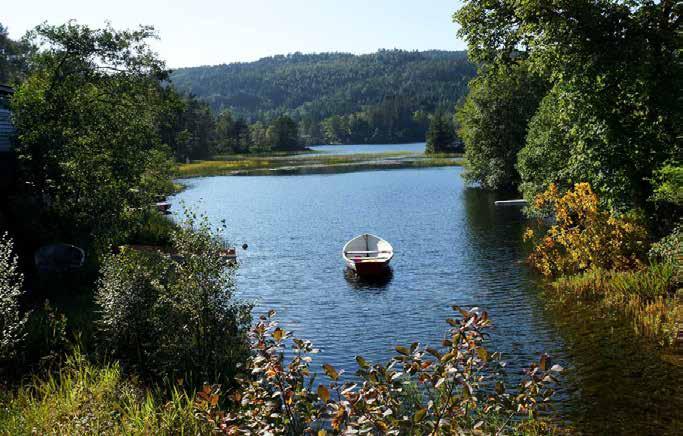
xmin=172 ymin=162 xmax=682 ymax=434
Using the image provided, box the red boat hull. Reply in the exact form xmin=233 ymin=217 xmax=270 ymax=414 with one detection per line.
xmin=352 ymin=259 xmax=390 ymax=276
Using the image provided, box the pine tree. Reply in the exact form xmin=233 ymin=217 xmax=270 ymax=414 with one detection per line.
xmin=425 ymin=113 xmax=455 ymax=153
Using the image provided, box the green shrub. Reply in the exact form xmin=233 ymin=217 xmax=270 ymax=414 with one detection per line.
xmin=96 ymin=213 xmax=252 ymax=388
xmin=0 ymin=233 xmax=28 ymax=366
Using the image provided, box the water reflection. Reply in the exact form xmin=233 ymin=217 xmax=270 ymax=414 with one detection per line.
xmin=344 ymin=267 xmax=394 ymax=291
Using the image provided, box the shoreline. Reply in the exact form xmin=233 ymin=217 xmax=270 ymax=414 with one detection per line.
xmin=175 ymin=151 xmax=463 ymax=178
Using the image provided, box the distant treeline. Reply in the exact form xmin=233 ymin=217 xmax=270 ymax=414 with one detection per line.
xmin=169 ymin=50 xmax=476 ymax=146
xmin=160 ymin=93 xmax=302 ymax=161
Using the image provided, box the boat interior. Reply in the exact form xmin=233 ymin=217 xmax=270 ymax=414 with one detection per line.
xmin=344 ymin=234 xmax=392 ymax=260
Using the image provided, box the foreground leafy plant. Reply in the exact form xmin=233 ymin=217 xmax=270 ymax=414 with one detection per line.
xmin=197 ymin=307 xmax=563 ymax=434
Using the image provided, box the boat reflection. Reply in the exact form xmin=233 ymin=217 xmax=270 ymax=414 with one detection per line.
xmin=344 ymin=267 xmax=394 ymax=291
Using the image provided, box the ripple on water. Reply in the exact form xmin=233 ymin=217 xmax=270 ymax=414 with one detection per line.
xmin=173 ymin=163 xmax=682 ymax=434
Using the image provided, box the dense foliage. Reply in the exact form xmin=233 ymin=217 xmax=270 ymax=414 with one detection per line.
xmin=457 ymin=63 xmax=547 ymax=190
xmin=160 ymin=93 xmax=305 ymax=160
xmin=96 ymin=214 xmax=252 ymax=388
xmin=196 ymin=309 xmax=562 ymax=435
xmin=170 ymin=50 xmax=476 ymax=145
xmin=9 ymin=23 xmax=176 ymax=255
xmin=454 ymin=0 xmax=681 ymax=221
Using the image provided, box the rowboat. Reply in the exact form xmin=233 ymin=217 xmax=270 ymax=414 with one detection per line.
xmin=342 ymin=234 xmax=393 ymax=276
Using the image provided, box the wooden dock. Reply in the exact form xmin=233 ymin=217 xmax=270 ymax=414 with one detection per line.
xmin=494 ymin=199 xmax=528 ymax=206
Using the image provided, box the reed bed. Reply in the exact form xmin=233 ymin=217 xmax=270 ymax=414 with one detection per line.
xmin=551 ymin=263 xmax=679 ymax=345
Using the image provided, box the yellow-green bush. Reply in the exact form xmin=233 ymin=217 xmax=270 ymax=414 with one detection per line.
xmin=525 ymin=183 xmax=648 ymax=277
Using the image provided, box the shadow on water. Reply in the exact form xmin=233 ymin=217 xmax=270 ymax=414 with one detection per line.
xmin=343 ymin=267 xmax=394 ymax=292
xmin=544 ymin=297 xmax=683 ymax=435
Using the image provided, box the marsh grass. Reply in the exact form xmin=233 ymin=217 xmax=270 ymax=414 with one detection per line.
xmin=0 ymin=351 xmax=207 ymax=435
xmin=177 ymin=151 xmax=461 ymax=177
xmin=551 ymin=263 xmax=678 ymax=345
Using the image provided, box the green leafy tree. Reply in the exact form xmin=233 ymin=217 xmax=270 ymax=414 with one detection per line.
xmin=455 ymin=0 xmax=680 ymax=216
xmin=10 ymin=22 xmax=173 ymax=252
xmin=0 ymin=22 xmax=31 ymax=84
xmin=425 ymin=112 xmax=455 ymax=154
xmin=457 ymin=63 xmax=546 ymax=190
xmin=248 ymin=121 xmax=270 ymax=153
xmin=212 ymin=110 xmax=235 ymax=154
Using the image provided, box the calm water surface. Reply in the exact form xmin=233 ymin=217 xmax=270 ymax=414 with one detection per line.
xmin=173 ymin=154 xmax=682 ymax=434
xmin=309 ymin=142 xmax=425 ymax=155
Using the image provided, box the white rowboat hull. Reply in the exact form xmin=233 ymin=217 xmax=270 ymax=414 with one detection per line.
xmin=342 ymin=234 xmax=393 ymax=276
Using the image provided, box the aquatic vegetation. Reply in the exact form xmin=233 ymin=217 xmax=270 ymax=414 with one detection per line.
xmin=524 ymin=183 xmax=648 ymax=277
xmin=196 ymin=308 xmax=564 ymax=434
xmin=551 ymin=263 xmax=678 ymax=345
xmin=176 ymin=152 xmax=461 ymax=177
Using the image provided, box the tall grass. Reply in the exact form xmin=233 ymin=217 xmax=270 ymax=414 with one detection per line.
xmin=0 ymin=351 xmax=207 ymax=435
xmin=552 ymin=263 xmax=678 ymax=345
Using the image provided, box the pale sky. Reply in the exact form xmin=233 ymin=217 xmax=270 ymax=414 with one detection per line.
xmin=3 ymin=0 xmax=467 ymax=68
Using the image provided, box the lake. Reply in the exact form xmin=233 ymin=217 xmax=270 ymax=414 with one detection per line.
xmin=173 ymin=154 xmax=682 ymax=434
xmin=309 ymin=142 xmax=426 ymax=155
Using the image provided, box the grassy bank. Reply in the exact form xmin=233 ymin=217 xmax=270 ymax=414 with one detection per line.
xmin=176 ymin=151 xmax=462 ymax=178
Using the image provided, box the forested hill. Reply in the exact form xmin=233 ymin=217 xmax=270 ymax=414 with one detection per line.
xmin=169 ymin=50 xmax=475 ymax=144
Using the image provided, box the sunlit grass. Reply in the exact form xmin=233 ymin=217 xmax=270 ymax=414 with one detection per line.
xmin=0 ymin=351 xmax=207 ymax=435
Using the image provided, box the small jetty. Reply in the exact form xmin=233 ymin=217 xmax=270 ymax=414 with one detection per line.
xmin=494 ymin=199 xmax=528 ymax=206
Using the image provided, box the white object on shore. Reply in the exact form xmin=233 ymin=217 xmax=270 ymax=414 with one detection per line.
xmin=494 ymin=199 xmax=528 ymax=206
xmin=343 ymin=233 xmax=393 ymax=276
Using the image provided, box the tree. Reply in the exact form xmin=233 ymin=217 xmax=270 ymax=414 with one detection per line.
xmin=455 ymin=0 xmax=680 ymax=216
xmin=212 ymin=110 xmax=235 ymax=154
xmin=169 ymin=50 xmax=477 ymax=145
xmin=425 ymin=112 xmax=454 ymax=154
xmin=456 ymin=63 xmax=546 ymax=190
xmin=0 ymin=22 xmax=31 ymax=84
xmin=10 ymin=22 xmax=173 ymax=253
xmin=248 ymin=121 xmax=270 ymax=153
xmin=267 ymin=115 xmax=299 ymax=150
